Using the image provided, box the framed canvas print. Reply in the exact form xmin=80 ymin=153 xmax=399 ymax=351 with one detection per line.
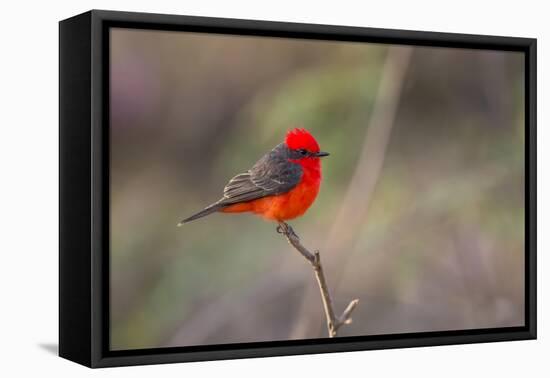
xmin=59 ymin=10 xmax=536 ymax=368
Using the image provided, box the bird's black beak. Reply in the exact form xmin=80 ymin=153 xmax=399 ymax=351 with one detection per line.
xmin=314 ymin=151 xmax=330 ymax=158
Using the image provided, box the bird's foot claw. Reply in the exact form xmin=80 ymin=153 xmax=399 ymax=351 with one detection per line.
xmin=277 ymin=223 xmax=299 ymax=239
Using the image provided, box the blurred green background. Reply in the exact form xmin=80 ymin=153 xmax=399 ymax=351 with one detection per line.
xmin=109 ymin=28 xmax=525 ymax=350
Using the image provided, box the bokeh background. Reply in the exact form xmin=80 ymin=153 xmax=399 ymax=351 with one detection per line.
xmin=109 ymin=28 xmax=525 ymax=351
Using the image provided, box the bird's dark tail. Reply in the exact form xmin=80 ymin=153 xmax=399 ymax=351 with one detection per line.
xmin=177 ymin=202 xmax=223 ymax=226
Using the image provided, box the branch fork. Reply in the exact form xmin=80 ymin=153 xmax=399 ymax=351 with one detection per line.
xmin=277 ymin=222 xmax=359 ymax=337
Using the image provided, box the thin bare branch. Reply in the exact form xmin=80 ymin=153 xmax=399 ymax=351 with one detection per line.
xmin=277 ymin=222 xmax=358 ymax=337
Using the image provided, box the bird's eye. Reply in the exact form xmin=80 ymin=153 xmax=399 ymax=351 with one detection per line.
xmin=298 ymin=149 xmax=308 ymax=156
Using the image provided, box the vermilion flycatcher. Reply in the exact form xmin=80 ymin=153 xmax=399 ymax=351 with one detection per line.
xmin=179 ymin=128 xmax=329 ymax=225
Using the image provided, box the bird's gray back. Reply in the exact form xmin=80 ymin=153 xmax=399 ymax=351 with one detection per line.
xmin=219 ymin=143 xmax=303 ymax=206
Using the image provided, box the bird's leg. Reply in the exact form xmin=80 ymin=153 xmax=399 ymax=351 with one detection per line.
xmin=276 ymin=222 xmax=289 ymax=235
xmin=276 ymin=222 xmax=299 ymax=240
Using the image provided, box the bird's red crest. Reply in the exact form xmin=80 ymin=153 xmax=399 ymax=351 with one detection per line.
xmin=285 ymin=128 xmax=320 ymax=152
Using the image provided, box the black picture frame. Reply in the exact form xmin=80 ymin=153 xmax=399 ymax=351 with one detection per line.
xmin=59 ymin=9 xmax=537 ymax=368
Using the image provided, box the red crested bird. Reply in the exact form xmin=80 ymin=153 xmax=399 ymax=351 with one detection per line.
xmin=178 ymin=128 xmax=329 ymax=225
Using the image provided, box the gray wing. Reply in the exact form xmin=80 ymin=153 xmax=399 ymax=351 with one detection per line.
xmin=217 ymin=143 xmax=303 ymax=206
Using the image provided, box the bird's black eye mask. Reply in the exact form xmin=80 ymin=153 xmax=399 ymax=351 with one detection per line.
xmin=289 ymin=148 xmax=330 ymax=159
